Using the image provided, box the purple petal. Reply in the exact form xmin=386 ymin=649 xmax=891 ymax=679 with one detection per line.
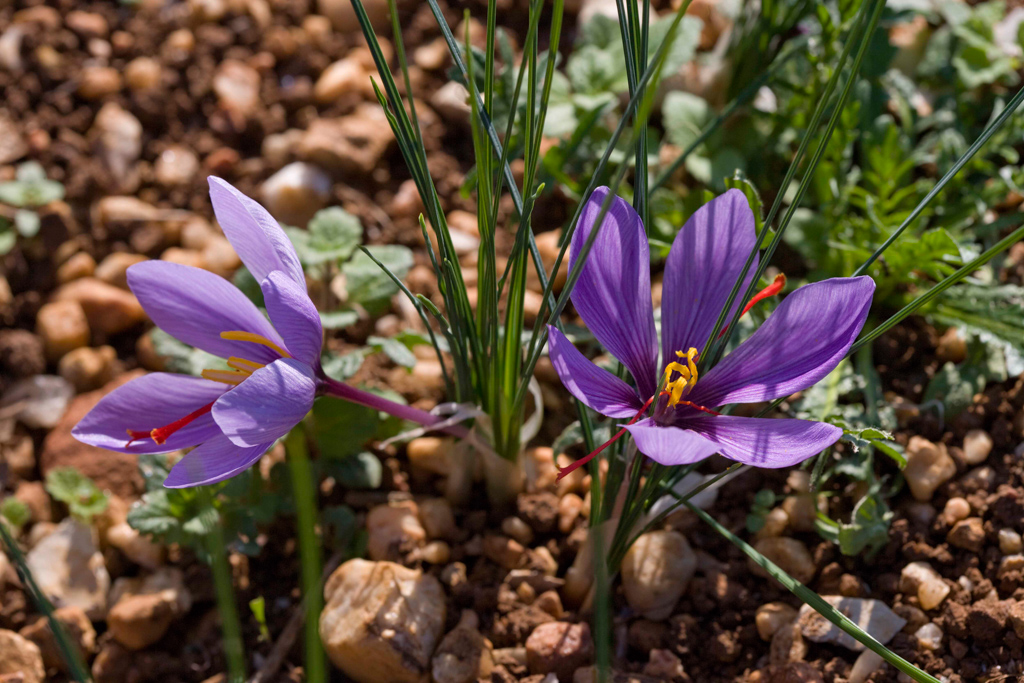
xmin=624 ymin=418 xmax=721 ymax=466
xmin=661 ymin=189 xmax=759 ymax=362
xmin=548 ymin=326 xmax=644 ymax=419
xmin=208 ymin=176 xmax=305 ymax=287
xmin=212 ymin=358 xmax=317 ymax=447
xmin=684 ymin=415 xmax=842 ymax=468
xmin=164 ymin=434 xmax=273 ymax=488
xmin=128 ymin=260 xmax=286 ymax=364
xmin=261 ymin=271 xmax=323 ymax=367
xmin=569 ymin=187 xmax=658 ymax=398
xmin=693 ymin=277 xmax=875 ymax=406
xmin=72 ymin=373 xmax=226 ymax=454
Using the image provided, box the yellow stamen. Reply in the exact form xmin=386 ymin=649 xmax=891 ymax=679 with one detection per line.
xmin=202 ymin=369 xmax=248 ymax=386
xmin=220 ymin=331 xmax=291 ymax=358
xmin=226 ymin=356 xmax=264 ymax=374
xmin=662 ymin=347 xmax=700 ymax=407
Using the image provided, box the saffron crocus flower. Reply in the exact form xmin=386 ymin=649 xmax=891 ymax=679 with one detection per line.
xmin=74 ymin=177 xmax=457 ymax=488
xmin=548 ymin=187 xmax=874 ymax=471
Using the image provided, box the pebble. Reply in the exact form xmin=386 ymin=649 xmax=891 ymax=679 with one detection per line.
xmin=914 ymin=622 xmax=943 ymax=650
xmin=320 ymin=559 xmax=446 ymax=683
xmin=36 ymin=300 xmax=90 ymax=361
xmin=535 ymin=590 xmax=564 ymax=619
xmin=314 ymin=57 xmax=371 ymax=103
xmin=407 ymin=436 xmax=453 ymax=475
xmin=200 ymin=236 xmax=241 ymax=277
xmin=92 ymin=103 xmax=142 ymax=190
xmin=262 ymin=128 xmax=304 ymax=168
xmin=756 ymin=602 xmax=798 ymax=641
xmin=848 ymin=650 xmax=884 ymax=683
xmin=1 ymin=375 xmax=74 ymax=429
xmin=14 ymin=481 xmax=51 ymax=523
xmin=19 ymin=606 xmax=96 ymax=673
xmin=419 ymin=498 xmax=456 ymax=540
xmin=0 ymin=629 xmax=45 ymax=683
xmin=525 ymin=622 xmax=594 ymax=680
xmin=25 ymin=518 xmax=110 ymax=619
xmin=558 ymin=493 xmax=584 ymax=534
xmin=53 ymin=278 xmax=147 ymax=337
xmin=962 ymin=429 xmax=993 ymax=465
xmin=430 ymin=81 xmax=471 ymax=124
xmin=483 ymin=535 xmax=526 ymax=570
xmin=154 ymin=145 xmax=199 ymax=187
xmin=899 ymin=562 xmax=950 ymax=610
xmin=0 ymin=329 xmax=45 ymax=378
xmin=755 ymin=506 xmax=790 ymax=539
xmin=419 ymin=540 xmax=451 ymax=565
xmin=414 ymin=37 xmax=449 ymax=71
xmin=78 ymin=65 xmax=122 ymax=99
xmin=3 ymin=431 xmax=36 ymax=479
xmin=621 ymin=530 xmax=696 ymax=621
xmin=260 ymin=162 xmax=332 ymax=227
xmin=366 ymin=501 xmax=426 ymax=561
xmin=107 ymin=568 xmax=192 ymax=650
xmin=299 ymin=106 xmax=394 ymax=176
xmin=58 ymin=345 xmax=118 ymax=393
xmin=941 ymin=497 xmax=970 ymax=524
xmin=124 ymin=56 xmax=162 ymax=90
xmin=947 ymin=517 xmax=985 ymax=552
xmin=319 ymin=0 xmax=390 ymax=32
xmin=935 ymin=327 xmax=967 ymax=364
xmin=797 ymin=597 xmax=905 ymax=651
xmin=502 ymin=516 xmax=534 ymax=546
xmin=903 ymin=436 xmax=956 ymax=501
xmin=751 ymin=537 xmax=816 ymax=584
xmin=95 ymin=252 xmax=147 ymax=289
xmin=999 ymin=528 xmax=1023 ymax=555
xmin=56 ymin=252 xmax=96 ymax=284
xmin=431 ymin=612 xmax=494 ymax=683
xmin=213 ymin=59 xmax=261 ymax=122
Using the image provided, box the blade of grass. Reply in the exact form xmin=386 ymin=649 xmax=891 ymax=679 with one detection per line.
xmin=0 ymin=521 xmax=92 ymax=682
xmin=688 ymin=503 xmax=941 ymax=683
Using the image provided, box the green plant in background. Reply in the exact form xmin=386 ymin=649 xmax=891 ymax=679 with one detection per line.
xmin=45 ymin=467 xmax=109 ymax=524
xmin=0 ymin=496 xmax=31 ymax=534
xmin=0 ymin=161 xmax=65 ymax=254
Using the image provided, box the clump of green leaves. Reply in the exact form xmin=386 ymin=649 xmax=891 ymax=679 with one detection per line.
xmin=0 ymin=161 xmax=65 ymax=254
xmin=45 ymin=468 xmax=109 ymax=523
xmin=0 ymin=497 xmax=31 ymax=533
xmin=745 ymin=489 xmax=777 ymax=533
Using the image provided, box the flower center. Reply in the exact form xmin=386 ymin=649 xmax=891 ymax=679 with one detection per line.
xmin=662 ymin=347 xmax=699 ymax=407
xmin=124 ymin=331 xmax=291 ymax=446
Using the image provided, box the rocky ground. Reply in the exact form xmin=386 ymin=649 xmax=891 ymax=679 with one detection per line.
xmin=1 ymin=0 xmax=1024 ymax=682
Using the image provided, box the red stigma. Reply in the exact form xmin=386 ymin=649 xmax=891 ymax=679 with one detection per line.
xmin=126 ymin=401 xmax=215 ymax=446
xmin=718 ymin=273 xmax=786 ymax=340
xmin=556 ymin=395 xmax=655 ymax=481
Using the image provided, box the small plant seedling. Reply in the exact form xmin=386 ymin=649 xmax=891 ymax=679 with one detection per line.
xmin=44 ymin=467 xmax=109 ymax=523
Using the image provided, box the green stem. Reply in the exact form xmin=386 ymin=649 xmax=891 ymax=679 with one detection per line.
xmin=286 ymin=426 xmax=326 ymax=683
xmin=0 ymin=521 xmax=92 ymax=682
xmin=206 ymin=516 xmax=246 ymax=683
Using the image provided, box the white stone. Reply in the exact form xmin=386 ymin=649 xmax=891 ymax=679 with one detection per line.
xmin=621 ymin=530 xmax=695 ymax=621
xmin=797 ymin=597 xmax=905 ymax=651
xmin=962 ymin=429 xmax=993 ymax=465
xmin=915 ymin=622 xmax=943 ymax=651
xmin=900 ymin=561 xmax=950 ymax=611
xmin=25 ymin=518 xmax=110 ymax=619
xmin=1 ymin=375 xmax=74 ymax=429
xmin=319 ymin=559 xmax=446 ymax=683
xmin=848 ymin=649 xmax=885 ymax=683
xmin=999 ymin=528 xmax=1023 ymax=555
xmin=260 ymin=162 xmax=332 ymax=227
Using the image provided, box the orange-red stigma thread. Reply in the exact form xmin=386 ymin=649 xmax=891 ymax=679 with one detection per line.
xmin=556 ymin=395 xmax=656 ymax=482
xmin=126 ymin=401 xmax=215 ymax=446
xmin=718 ymin=273 xmax=787 ymax=340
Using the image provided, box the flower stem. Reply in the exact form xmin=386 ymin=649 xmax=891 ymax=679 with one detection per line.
xmin=206 ymin=520 xmax=246 ymax=683
xmin=285 ymin=425 xmax=327 ymax=683
xmin=320 ymin=377 xmax=469 ymax=439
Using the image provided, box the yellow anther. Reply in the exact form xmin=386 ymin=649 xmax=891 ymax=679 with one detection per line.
xmin=201 ymin=369 xmax=248 ymax=386
xmin=662 ymin=347 xmax=700 ymax=407
xmin=220 ymin=331 xmax=291 ymax=358
xmin=226 ymin=356 xmax=264 ymax=374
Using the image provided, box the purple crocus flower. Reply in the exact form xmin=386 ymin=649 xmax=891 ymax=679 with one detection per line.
xmin=548 ymin=187 xmax=874 ymax=471
xmin=74 ymin=177 xmax=457 ymax=488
